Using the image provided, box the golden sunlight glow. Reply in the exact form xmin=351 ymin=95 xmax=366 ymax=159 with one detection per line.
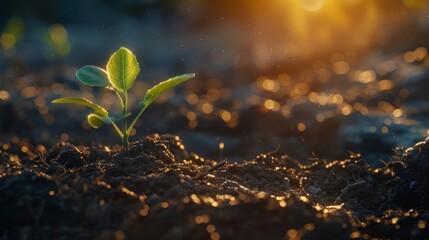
xmin=278 ymin=0 xmax=378 ymax=54
xmin=402 ymin=0 xmax=426 ymax=10
xmin=300 ymin=0 xmax=324 ymax=11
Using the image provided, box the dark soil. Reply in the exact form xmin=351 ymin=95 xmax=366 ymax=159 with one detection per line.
xmin=1 ymin=134 xmax=429 ymax=240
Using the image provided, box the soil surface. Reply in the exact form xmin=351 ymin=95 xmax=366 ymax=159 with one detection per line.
xmin=1 ymin=134 xmax=429 ymax=240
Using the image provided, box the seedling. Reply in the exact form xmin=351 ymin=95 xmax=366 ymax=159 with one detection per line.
xmin=52 ymin=47 xmax=195 ymax=150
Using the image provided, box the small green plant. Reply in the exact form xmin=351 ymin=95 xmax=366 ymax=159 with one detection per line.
xmin=52 ymin=47 xmax=195 ymax=150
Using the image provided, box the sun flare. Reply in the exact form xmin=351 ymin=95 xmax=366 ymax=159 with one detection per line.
xmin=300 ymin=0 xmax=325 ymax=11
xmin=279 ymin=0 xmax=378 ymax=54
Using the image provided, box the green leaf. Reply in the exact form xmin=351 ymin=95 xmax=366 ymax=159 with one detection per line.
xmin=109 ymin=112 xmax=131 ymax=122
xmin=105 ymin=86 xmax=116 ymax=91
xmin=52 ymin=97 xmax=109 ymax=116
xmin=106 ymin=47 xmax=140 ymax=91
xmin=87 ymin=113 xmax=131 ymax=129
xmin=87 ymin=113 xmax=104 ymax=129
xmin=76 ymin=65 xmax=110 ymax=87
xmin=140 ymin=73 xmax=195 ymax=108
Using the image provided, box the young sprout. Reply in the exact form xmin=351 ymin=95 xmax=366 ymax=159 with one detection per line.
xmin=52 ymin=47 xmax=195 ymax=150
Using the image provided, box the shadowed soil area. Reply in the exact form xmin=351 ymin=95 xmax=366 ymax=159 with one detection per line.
xmin=1 ymin=134 xmax=429 ymax=239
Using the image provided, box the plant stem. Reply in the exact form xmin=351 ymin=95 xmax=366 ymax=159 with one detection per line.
xmin=127 ymin=105 xmax=147 ymax=136
xmin=111 ymin=90 xmax=128 ymax=142
xmin=110 ymin=120 xmax=124 ymax=138
xmin=122 ymin=90 xmax=129 ymax=150
xmin=115 ymin=90 xmax=124 ymax=108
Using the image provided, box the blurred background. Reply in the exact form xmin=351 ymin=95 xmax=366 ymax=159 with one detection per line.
xmin=1 ymin=0 xmax=429 ymax=165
